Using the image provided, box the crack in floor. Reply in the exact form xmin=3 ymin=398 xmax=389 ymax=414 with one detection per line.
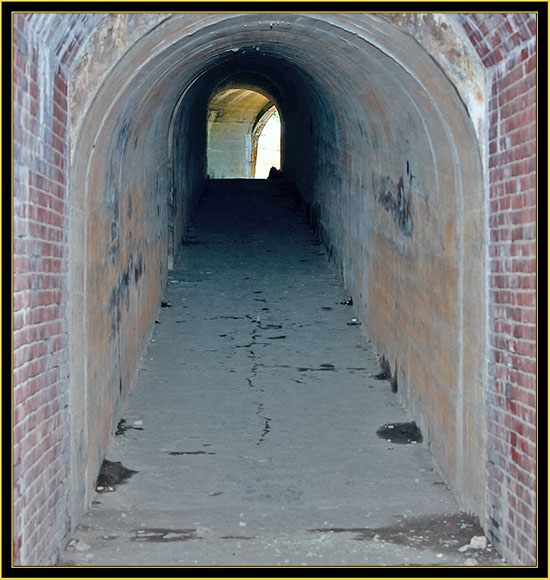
xmin=244 ymin=319 xmax=273 ymax=445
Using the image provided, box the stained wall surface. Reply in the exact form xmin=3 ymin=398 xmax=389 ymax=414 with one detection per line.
xmin=12 ymin=12 xmax=538 ymax=566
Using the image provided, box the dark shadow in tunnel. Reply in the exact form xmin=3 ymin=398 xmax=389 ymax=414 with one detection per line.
xmin=169 ymin=57 xmax=339 ymax=271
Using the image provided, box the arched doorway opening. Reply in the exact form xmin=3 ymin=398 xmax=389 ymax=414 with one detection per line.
xmin=251 ymin=105 xmax=281 ymax=178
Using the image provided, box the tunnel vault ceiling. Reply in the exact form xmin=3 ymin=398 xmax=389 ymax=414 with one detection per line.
xmin=68 ymin=12 xmax=487 ymax=530
xmin=70 ymin=14 xmax=486 ymax=155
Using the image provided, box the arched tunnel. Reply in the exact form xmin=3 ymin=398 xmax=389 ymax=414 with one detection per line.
xmin=12 ymin=12 xmax=538 ymax=567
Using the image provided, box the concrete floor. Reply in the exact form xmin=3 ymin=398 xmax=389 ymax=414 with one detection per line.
xmin=58 ymin=180 xmax=505 ymax=569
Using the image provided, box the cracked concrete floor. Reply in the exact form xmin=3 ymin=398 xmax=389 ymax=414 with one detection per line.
xmin=58 ymin=179 xmax=505 ymax=569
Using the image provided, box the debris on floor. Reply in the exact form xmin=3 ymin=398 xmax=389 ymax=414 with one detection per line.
xmin=166 ymin=450 xmax=216 ymax=456
xmin=373 ymin=355 xmax=392 ymax=380
xmin=67 ymin=538 xmax=91 ymax=552
xmin=309 ymin=512 xmax=501 ymax=565
xmin=376 ymin=421 xmax=423 ymax=444
xmin=131 ymin=528 xmax=201 ymax=542
xmin=115 ymin=418 xmax=143 ymax=435
xmin=459 ymin=535 xmax=488 ymax=552
xmin=96 ymin=459 xmax=138 ymax=491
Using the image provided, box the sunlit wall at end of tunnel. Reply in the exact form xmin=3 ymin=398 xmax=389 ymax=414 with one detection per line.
xmin=207 ymin=88 xmax=275 ymax=178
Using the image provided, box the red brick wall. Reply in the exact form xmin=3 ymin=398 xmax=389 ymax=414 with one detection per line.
xmin=12 ymin=14 xmax=76 ymax=566
xmin=461 ymin=12 xmax=538 ymax=566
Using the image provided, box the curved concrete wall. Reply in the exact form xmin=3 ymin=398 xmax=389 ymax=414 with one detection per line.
xmin=13 ymin=12 xmax=538 ymax=565
xmin=70 ymin=9 xmax=486 ymax=530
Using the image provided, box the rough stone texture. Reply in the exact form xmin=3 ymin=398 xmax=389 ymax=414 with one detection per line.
xmin=11 ymin=11 xmax=539 ymax=567
xmin=380 ymin=13 xmax=488 ymax=159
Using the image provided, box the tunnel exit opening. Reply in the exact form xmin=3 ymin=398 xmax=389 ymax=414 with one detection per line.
xmin=251 ymin=106 xmax=281 ymax=179
xmin=206 ymin=87 xmax=281 ymax=179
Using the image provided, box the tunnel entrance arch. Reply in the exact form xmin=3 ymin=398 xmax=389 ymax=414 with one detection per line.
xmin=68 ymin=12 xmax=488 ymax=545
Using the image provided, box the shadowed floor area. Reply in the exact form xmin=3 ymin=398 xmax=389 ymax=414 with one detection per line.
xmin=58 ymin=180 xmax=504 ymax=567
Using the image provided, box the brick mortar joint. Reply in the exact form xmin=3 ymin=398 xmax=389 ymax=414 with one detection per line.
xmin=486 ymin=449 xmax=536 ymax=472
xmin=490 ymin=36 xmax=537 ymax=76
xmin=494 ymin=72 xmax=537 ymax=99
